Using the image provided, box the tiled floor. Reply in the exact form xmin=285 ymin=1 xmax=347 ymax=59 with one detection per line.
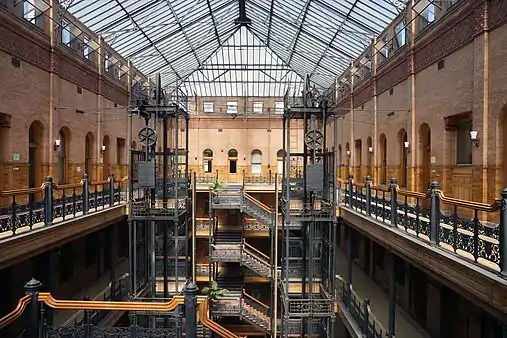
xmin=335 ymin=249 xmax=430 ymax=338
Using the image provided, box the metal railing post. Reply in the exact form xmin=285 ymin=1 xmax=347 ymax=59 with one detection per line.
xmin=365 ymin=175 xmax=372 ymax=216
xmin=44 ymin=177 xmax=53 ymax=226
xmin=429 ymin=181 xmax=440 ymax=244
xmin=389 ymin=178 xmax=397 ymax=227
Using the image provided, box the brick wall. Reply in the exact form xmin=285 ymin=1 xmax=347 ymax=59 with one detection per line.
xmin=334 ymin=0 xmax=507 ymax=203
xmin=0 ymin=6 xmax=144 ymax=190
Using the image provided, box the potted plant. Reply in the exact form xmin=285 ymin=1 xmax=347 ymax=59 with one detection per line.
xmin=209 ymin=180 xmax=223 ymax=204
xmin=201 ymin=280 xmax=229 ymax=300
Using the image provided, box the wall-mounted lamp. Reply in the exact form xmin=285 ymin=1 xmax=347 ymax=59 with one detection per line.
xmin=368 ymin=146 xmax=373 ymax=154
xmin=346 ymin=150 xmax=351 ymax=157
xmin=470 ymin=130 xmax=479 ymax=147
xmin=404 ymin=141 xmax=410 ymax=153
xmin=53 ymin=139 xmax=60 ymax=151
xmin=101 ymin=145 xmax=106 ymax=154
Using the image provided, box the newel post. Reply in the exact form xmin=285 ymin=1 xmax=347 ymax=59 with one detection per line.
xmin=500 ymin=189 xmax=507 ymax=275
xmin=429 ymin=181 xmax=440 ymax=245
xmin=109 ymin=173 xmax=115 ymax=206
xmin=389 ymin=178 xmax=397 ymax=227
xmin=44 ymin=177 xmax=53 ymax=226
xmin=365 ymin=176 xmax=372 ymax=216
xmin=348 ymin=174 xmax=354 ymax=207
xmin=184 ymin=282 xmax=198 ymax=338
xmin=24 ymin=278 xmax=42 ymax=338
xmin=82 ymin=174 xmax=90 ymax=215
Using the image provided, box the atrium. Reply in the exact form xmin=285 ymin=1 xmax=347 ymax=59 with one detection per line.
xmin=0 ymin=0 xmax=507 ymax=337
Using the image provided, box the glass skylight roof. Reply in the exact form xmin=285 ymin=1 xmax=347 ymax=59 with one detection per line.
xmin=66 ymin=0 xmax=402 ymax=97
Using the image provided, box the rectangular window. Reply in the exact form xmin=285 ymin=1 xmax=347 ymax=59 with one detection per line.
xmin=204 ymin=159 xmax=212 ymax=173
xmin=104 ymin=52 xmax=109 ymax=71
xmin=203 ymin=102 xmax=214 ymax=113
xmin=380 ymin=46 xmax=389 ymax=63
xmin=456 ymin=120 xmax=472 ymax=165
xmin=229 ymin=159 xmax=237 ymax=174
xmin=23 ymin=1 xmax=36 ymax=24
xmin=395 ymin=22 xmax=406 ymax=48
xmin=83 ymin=36 xmax=90 ymax=59
xmin=117 ymin=63 xmax=123 ymax=80
xmin=252 ymin=102 xmax=263 ymax=114
xmin=275 ymin=102 xmax=284 ymax=114
xmin=227 ymin=102 xmax=238 ymax=114
xmin=61 ymin=21 xmax=71 ymax=46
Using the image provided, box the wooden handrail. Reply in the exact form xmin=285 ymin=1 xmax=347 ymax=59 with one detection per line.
xmin=242 ymin=290 xmax=269 ymax=309
xmin=437 ymin=190 xmax=500 ymax=211
xmin=396 ymin=187 xmax=429 ymax=199
xmin=38 ymin=293 xmax=184 ymax=311
xmin=242 ymin=239 xmax=270 ymax=261
xmin=198 ymin=299 xmax=242 ymax=338
xmin=0 ymin=295 xmax=31 ymax=329
xmin=243 ymin=192 xmax=271 ymax=212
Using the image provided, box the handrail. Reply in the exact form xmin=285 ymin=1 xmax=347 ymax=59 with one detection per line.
xmin=242 ymin=239 xmax=270 ymax=261
xmin=38 ymin=293 xmax=184 ymax=311
xmin=437 ymin=190 xmax=500 ymax=211
xmin=0 ymin=295 xmax=31 ymax=329
xmin=198 ymin=299 xmax=242 ymax=338
xmin=242 ymin=290 xmax=269 ymax=310
xmin=242 ymin=192 xmax=271 ymax=213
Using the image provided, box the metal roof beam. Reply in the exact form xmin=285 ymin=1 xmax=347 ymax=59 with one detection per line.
xmin=247 ymin=1 xmax=355 ymax=60
xmin=206 ymin=0 xmax=221 ymax=45
xmin=96 ymin=0 xmax=165 ymax=33
xmin=288 ymin=0 xmax=312 ymax=64
xmin=265 ymin=0 xmax=276 ymax=47
xmin=125 ymin=0 xmax=236 ymax=58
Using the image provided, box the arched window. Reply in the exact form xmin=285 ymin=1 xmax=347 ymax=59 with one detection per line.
xmin=228 ymin=149 xmax=238 ymax=174
xmin=251 ymin=149 xmax=262 ymax=175
xmin=203 ymin=149 xmax=213 ymax=173
xmin=277 ymin=149 xmax=285 ymax=174
xmin=85 ymin=132 xmax=94 ymax=179
xmin=57 ymin=127 xmax=71 ymax=184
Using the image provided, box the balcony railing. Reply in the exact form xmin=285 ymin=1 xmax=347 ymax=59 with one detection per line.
xmin=339 ymin=175 xmax=506 ymax=274
xmin=0 ymin=278 xmax=241 ymax=338
xmin=0 ymin=173 xmax=126 ymax=239
xmin=335 ymin=275 xmax=389 ymax=338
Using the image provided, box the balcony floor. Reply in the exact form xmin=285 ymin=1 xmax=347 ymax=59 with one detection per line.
xmin=335 ymin=249 xmax=430 ymax=338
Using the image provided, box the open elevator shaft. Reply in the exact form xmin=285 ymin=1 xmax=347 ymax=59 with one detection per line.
xmin=127 ymin=74 xmax=191 ymax=328
xmin=280 ymin=76 xmax=337 ymax=337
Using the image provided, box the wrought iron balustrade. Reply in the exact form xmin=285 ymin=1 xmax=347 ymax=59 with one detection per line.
xmin=0 ymin=173 xmax=126 ymax=239
xmin=339 ymin=175 xmax=507 ymax=274
xmin=0 ymin=279 xmax=240 ymax=338
xmin=335 ymin=275 xmax=388 ymax=338
xmin=286 ymin=298 xmax=334 ymax=317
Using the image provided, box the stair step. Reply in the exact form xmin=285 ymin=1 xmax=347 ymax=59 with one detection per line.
xmin=214 ymin=231 xmax=242 ymax=243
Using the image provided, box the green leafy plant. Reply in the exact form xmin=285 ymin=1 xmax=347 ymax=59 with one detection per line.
xmin=201 ymin=280 xmax=229 ymax=300
xmin=209 ymin=179 xmax=223 ymax=192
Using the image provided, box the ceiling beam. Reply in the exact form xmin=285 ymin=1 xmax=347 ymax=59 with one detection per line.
xmin=288 ymin=0 xmax=312 ymax=64
xmin=265 ymin=0 xmax=276 ymax=47
xmin=206 ymin=0 xmax=221 ymax=45
xmin=96 ymin=0 xmax=165 ymax=33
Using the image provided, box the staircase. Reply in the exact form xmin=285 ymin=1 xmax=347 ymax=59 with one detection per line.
xmin=241 ymin=193 xmax=273 ymax=228
xmin=216 ymin=276 xmax=243 ymax=295
xmin=241 ymin=240 xmax=272 ymax=279
xmin=240 ymin=292 xmax=271 ymax=333
xmin=214 ymin=230 xmax=242 ymax=244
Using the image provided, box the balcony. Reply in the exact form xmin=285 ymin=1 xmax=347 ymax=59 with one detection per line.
xmin=0 ymin=174 xmax=127 ymax=267
xmin=194 ymin=171 xmax=282 ymax=192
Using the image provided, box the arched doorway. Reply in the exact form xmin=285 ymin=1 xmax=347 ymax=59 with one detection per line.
xmin=502 ymin=105 xmax=507 ymax=190
xmin=355 ymin=139 xmax=363 ymax=182
xmin=85 ymin=132 xmax=94 ymax=179
xmin=276 ymin=149 xmax=284 ymax=174
xmin=419 ymin=123 xmax=432 ymax=191
xmin=251 ymin=149 xmax=262 ymax=175
xmin=228 ymin=149 xmax=238 ymax=179
xmin=379 ymin=134 xmax=387 ymax=185
xmin=366 ymin=137 xmax=373 ymax=179
xmin=103 ymin=135 xmax=110 ymax=180
xmin=398 ymin=129 xmax=408 ymax=188
xmin=203 ymin=149 xmax=213 ymax=173
xmin=28 ymin=121 xmax=44 ymax=190
xmin=337 ymin=145 xmax=342 ymax=179
xmin=57 ymin=127 xmax=71 ymax=184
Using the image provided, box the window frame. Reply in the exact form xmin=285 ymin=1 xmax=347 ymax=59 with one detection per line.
xmin=252 ymin=102 xmax=263 ymax=114
xmin=227 ymin=102 xmax=238 ymax=114
xmin=274 ymin=102 xmax=284 ymax=114
xmin=456 ymin=120 xmax=473 ymax=165
xmin=61 ymin=20 xmax=71 ymax=46
xmin=203 ymin=102 xmax=214 ymax=113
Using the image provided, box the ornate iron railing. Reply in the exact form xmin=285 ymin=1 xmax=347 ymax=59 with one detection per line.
xmin=0 ymin=173 xmax=126 ymax=239
xmin=335 ymin=275 xmax=388 ymax=338
xmin=339 ymin=175 xmax=506 ymax=274
xmin=0 ymin=279 xmax=241 ymax=338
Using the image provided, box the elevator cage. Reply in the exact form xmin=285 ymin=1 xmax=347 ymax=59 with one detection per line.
xmin=127 ymin=74 xmax=191 ymax=308
xmin=279 ymin=75 xmax=338 ymax=337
